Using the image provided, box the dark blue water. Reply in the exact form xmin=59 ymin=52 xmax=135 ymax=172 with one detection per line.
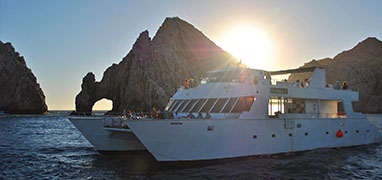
xmin=1 ymin=114 xmax=382 ymax=180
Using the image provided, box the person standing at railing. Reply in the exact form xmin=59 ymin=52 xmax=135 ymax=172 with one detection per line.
xmin=342 ymin=81 xmax=348 ymax=90
xmin=132 ymin=111 xmax=137 ymax=119
xmin=150 ymin=107 xmax=158 ymax=119
xmin=326 ymin=82 xmax=334 ymax=88
xmin=188 ymin=112 xmax=196 ymax=119
xmin=304 ymin=79 xmax=309 ymax=88
xmin=197 ymin=112 xmax=203 ymax=119
xmin=168 ymin=112 xmax=174 ymax=119
xmin=334 ymin=81 xmax=340 ymax=90
xmin=185 ymin=79 xmax=189 ymax=89
xmin=163 ymin=109 xmax=169 ymax=119
xmin=294 ymin=79 xmax=301 ymax=87
xmin=194 ymin=76 xmax=199 ymax=87
xmin=205 ymin=112 xmax=211 ymax=119
xmin=174 ymin=112 xmax=181 ymax=119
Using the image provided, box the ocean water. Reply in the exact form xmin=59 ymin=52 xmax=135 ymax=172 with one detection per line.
xmin=0 ymin=113 xmax=382 ymax=180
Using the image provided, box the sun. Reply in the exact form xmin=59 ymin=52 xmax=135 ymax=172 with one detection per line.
xmin=218 ymin=25 xmax=274 ymax=69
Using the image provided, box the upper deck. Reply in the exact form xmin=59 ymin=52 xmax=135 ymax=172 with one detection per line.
xmin=166 ymin=67 xmax=362 ymax=119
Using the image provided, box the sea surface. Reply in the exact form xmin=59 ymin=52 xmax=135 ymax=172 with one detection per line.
xmin=1 ymin=112 xmax=382 ymax=180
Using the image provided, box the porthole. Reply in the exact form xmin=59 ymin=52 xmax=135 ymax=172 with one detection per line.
xmin=326 ymin=131 xmax=329 ymax=135
xmin=305 ymin=132 xmax=308 ymax=136
xmin=272 ymin=134 xmax=276 ymax=138
xmin=367 ymin=129 xmax=370 ymax=133
xmin=345 ymin=130 xmax=348 ymax=134
xmin=356 ymin=130 xmax=359 ymax=133
xmin=289 ymin=133 xmax=293 ymax=137
xmin=253 ymin=135 xmax=257 ymax=139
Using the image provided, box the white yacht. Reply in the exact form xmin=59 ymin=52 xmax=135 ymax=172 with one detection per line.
xmin=70 ymin=67 xmax=381 ymax=161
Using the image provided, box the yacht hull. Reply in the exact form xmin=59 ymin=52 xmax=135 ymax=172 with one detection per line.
xmin=126 ymin=118 xmax=381 ymax=161
xmin=69 ymin=117 xmax=145 ymax=151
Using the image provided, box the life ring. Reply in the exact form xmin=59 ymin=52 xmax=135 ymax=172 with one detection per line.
xmin=336 ymin=130 xmax=344 ymax=138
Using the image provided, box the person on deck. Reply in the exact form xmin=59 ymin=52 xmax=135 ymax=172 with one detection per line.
xmin=150 ymin=107 xmax=158 ymax=119
xmin=185 ymin=79 xmax=189 ymax=89
xmin=132 ymin=111 xmax=137 ymax=119
xmin=174 ymin=112 xmax=181 ymax=119
xmin=189 ymin=78 xmax=194 ymax=88
xmin=205 ymin=112 xmax=211 ymax=119
xmin=194 ymin=76 xmax=199 ymax=86
xmin=188 ymin=112 xmax=196 ymax=119
xmin=334 ymin=81 xmax=340 ymax=90
xmin=295 ymin=79 xmax=301 ymax=87
xmin=197 ymin=112 xmax=203 ymax=119
xmin=342 ymin=81 xmax=348 ymax=90
xmin=169 ymin=112 xmax=174 ymax=119
xmin=326 ymin=82 xmax=334 ymax=89
xmin=163 ymin=109 xmax=169 ymax=119
xmin=304 ymin=79 xmax=309 ymax=88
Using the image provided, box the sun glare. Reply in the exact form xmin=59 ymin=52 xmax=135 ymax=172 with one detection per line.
xmin=218 ymin=25 xmax=274 ymax=69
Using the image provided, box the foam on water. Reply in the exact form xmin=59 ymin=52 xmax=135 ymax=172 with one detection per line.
xmin=0 ymin=113 xmax=382 ymax=179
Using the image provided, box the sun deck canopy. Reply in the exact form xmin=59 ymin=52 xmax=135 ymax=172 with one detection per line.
xmin=205 ymin=67 xmax=265 ymax=84
xmin=265 ymin=67 xmax=320 ymax=76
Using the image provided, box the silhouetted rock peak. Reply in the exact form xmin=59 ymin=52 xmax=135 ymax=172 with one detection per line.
xmin=354 ymin=37 xmax=382 ymax=53
xmin=289 ymin=37 xmax=382 ymax=113
xmin=0 ymin=41 xmax=27 ymax=67
xmin=157 ymin=17 xmax=197 ymax=35
xmin=81 ymin=72 xmax=96 ymax=89
xmin=335 ymin=37 xmax=382 ymax=60
xmin=0 ymin=41 xmax=48 ymax=114
xmin=75 ymin=17 xmax=236 ymax=113
xmin=134 ymin=30 xmax=151 ymax=45
xmin=357 ymin=37 xmax=382 ymax=47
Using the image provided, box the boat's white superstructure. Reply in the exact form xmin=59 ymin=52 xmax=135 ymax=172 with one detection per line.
xmin=124 ymin=67 xmax=381 ymax=161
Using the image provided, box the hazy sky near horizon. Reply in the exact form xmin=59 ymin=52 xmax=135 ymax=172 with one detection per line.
xmin=1 ymin=0 xmax=381 ymax=110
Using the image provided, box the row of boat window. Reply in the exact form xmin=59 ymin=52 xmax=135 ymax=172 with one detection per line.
xmin=167 ymin=96 xmax=255 ymax=114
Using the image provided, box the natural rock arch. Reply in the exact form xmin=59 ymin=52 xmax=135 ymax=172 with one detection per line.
xmin=74 ymin=17 xmax=238 ymax=114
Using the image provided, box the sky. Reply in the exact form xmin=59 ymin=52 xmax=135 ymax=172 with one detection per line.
xmin=1 ymin=0 xmax=381 ymax=110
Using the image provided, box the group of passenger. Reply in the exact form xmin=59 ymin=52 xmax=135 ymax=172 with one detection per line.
xmin=123 ymin=107 xmax=211 ymax=120
xmin=184 ymin=76 xmax=200 ymax=89
xmin=174 ymin=112 xmax=211 ymax=119
xmin=122 ymin=108 xmax=171 ymax=120
xmin=150 ymin=107 xmax=171 ymax=119
xmin=123 ymin=110 xmax=149 ymax=119
xmin=326 ymin=81 xmax=348 ymax=90
xmin=294 ymin=79 xmax=310 ymax=88
xmin=293 ymin=79 xmax=349 ymax=90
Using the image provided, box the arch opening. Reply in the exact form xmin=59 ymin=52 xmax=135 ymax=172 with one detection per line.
xmin=93 ymin=98 xmax=113 ymax=115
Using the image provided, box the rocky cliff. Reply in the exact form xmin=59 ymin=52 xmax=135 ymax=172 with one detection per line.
xmin=289 ymin=37 xmax=382 ymax=113
xmin=75 ymin=17 xmax=237 ymax=113
xmin=0 ymin=41 xmax=48 ymax=114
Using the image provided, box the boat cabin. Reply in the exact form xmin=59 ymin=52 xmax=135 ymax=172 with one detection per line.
xmin=165 ymin=67 xmax=362 ymax=120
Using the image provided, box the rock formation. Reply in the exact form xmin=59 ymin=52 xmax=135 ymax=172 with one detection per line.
xmin=75 ymin=17 xmax=237 ymax=113
xmin=0 ymin=41 xmax=48 ymax=114
xmin=289 ymin=37 xmax=382 ymax=113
